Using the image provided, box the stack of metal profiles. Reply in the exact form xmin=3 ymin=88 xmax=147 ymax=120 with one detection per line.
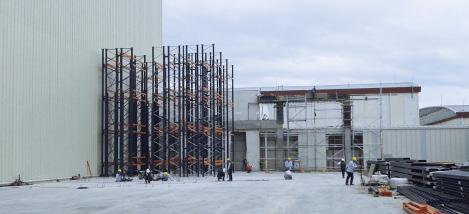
xmin=445 ymin=202 xmax=469 ymax=214
xmin=433 ymin=170 xmax=469 ymax=202
xmin=459 ymin=166 xmax=469 ymax=172
xmin=390 ymin=160 xmax=456 ymax=186
xmin=366 ymin=160 xmax=389 ymax=176
xmin=397 ymin=186 xmax=464 ymax=214
xmin=366 ymin=158 xmax=411 ymax=178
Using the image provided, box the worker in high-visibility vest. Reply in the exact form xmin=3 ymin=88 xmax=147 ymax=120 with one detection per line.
xmin=346 ymin=157 xmax=358 ymax=185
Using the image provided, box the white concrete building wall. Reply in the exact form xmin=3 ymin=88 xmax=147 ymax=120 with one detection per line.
xmin=363 ymin=127 xmax=469 ymax=164
xmin=0 ymin=0 xmax=162 ymax=184
xmin=352 ymin=93 xmax=419 ymax=129
xmin=233 ymin=90 xmax=259 ymax=120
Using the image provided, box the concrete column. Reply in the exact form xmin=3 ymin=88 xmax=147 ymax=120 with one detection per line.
xmin=275 ymin=101 xmax=285 ymax=170
xmin=275 ymin=127 xmax=284 ymax=170
xmin=344 ymin=127 xmax=352 ymax=162
xmin=245 ymin=130 xmax=260 ymax=171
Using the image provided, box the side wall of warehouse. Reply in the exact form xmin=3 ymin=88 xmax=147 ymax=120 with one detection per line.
xmin=0 ymin=0 xmax=162 ymax=184
xmin=436 ymin=118 xmax=469 ymax=126
xmin=363 ymin=127 xmax=469 ymax=164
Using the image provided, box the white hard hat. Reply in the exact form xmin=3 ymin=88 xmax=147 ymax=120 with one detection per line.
xmin=341 ymin=158 xmax=345 ymax=161
xmin=146 ymin=169 xmax=150 ymax=173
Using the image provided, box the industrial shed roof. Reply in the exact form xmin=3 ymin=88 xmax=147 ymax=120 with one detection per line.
xmin=420 ymin=105 xmax=469 ymax=125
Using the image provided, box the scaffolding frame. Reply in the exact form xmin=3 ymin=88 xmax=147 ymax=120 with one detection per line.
xmin=256 ymin=91 xmax=384 ymax=171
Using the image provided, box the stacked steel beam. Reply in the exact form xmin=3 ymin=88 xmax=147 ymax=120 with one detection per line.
xmin=366 ymin=160 xmax=389 ymax=176
xmin=390 ymin=160 xmax=455 ymax=186
xmin=433 ymin=170 xmax=469 ymax=202
xmin=397 ymin=186 xmax=463 ymax=214
xmin=367 ymin=158 xmax=411 ymax=178
xmin=101 ymin=45 xmax=234 ymax=177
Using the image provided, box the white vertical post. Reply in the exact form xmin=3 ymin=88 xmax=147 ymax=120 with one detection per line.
xmin=286 ymin=96 xmax=290 ymax=159
xmin=305 ymin=95 xmax=308 ymax=170
xmin=379 ymin=83 xmax=383 ymax=159
xmin=313 ymin=102 xmax=317 ymax=170
xmin=264 ymin=135 xmax=268 ymax=171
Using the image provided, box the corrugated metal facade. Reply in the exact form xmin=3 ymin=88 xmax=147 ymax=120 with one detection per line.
xmin=0 ymin=0 xmax=162 ymax=184
xmin=363 ymin=127 xmax=469 ymax=164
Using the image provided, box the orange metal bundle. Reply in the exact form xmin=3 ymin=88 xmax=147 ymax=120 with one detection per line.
xmin=403 ymin=202 xmax=440 ymax=214
xmin=377 ymin=187 xmax=392 ymax=197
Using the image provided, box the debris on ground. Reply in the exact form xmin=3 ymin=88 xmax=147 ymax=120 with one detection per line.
xmin=9 ymin=175 xmax=30 ymax=186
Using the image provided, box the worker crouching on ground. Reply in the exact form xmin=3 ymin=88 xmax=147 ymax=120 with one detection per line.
xmin=154 ymin=169 xmax=170 ymax=181
xmin=284 ymin=158 xmax=293 ymax=171
xmin=345 ymin=157 xmax=358 ymax=185
xmin=338 ymin=158 xmax=346 ymax=178
xmin=115 ymin=169 xmax=132 ymax=182
xmin=161 ymin=171 xmax=170 ymax=181
xmin=245 ymin=162 xmax=252 ymax=173
xmin=144 ymin=168 xmax=152 ymax=184
xmin=217 ymin=167 xmax=225 ymax=181
xmin=116 ymin=169 xmax=123 ymax=182
xmin=226 ymin=159 xmax=234 ymax=181
xmin=284 ymin=170 xmax=293 ymax=180
xmin=243 ymin=158 xmax=253 ymax=173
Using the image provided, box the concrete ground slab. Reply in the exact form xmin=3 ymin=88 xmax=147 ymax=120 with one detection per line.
xmin=0 ymin=172 xmax=406 ymax=214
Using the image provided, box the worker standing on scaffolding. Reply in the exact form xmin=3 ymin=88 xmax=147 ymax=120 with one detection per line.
xmin=345 ymin=157 xmax=358 ymax=185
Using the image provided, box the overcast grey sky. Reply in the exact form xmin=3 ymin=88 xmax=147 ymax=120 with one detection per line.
xmin=163 ymin=0 xmax=469 ymax=107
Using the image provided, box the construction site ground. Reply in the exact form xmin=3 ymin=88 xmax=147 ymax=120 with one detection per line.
xmin=0 ymin=172 xmax=406 ymax=214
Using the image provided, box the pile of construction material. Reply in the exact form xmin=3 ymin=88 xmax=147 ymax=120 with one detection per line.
xmin=433 ymin=170 xmax=469 ymax=202
xmin=368 ymin=186 xmax=392 ymax=197
xmin=7 ymin=175 xmax=30 ymax=187
xmin=366 ymin=158 xmax=456 ymax=186
xmin=390 ymin=160 xmax=456 ymax=186
xmin=397 ymin=180 xmax=469 ymax=213
xmin=366 ymin=158 xmax=469 ymax=213
xmin=397 ymin=186 xmax=463 ymax=213
xmin=367 ymin=159 xmax=390 ymax=176
xmin=393 ymin=163 xmax=469 ymax=214
xmin=367 ymin=158 xmax=412 ymax=178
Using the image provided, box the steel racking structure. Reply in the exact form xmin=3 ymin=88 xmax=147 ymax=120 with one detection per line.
xmin=101 ymin=45 xmax=234 ymax=177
